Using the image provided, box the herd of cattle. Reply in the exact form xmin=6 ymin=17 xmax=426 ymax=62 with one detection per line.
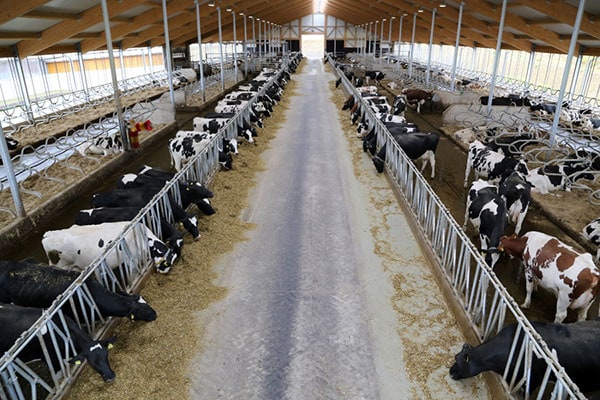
xmin=335 ymin=60 xmax=600 ymax=396
xmin=0 ymin=53 xmax=301 ymax=387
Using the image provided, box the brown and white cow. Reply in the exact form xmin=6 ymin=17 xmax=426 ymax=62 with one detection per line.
xmin=498 ymin=231 xmax=600 ymax=323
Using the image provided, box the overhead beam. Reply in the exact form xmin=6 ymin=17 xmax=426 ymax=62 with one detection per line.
xmin=16 ymin=0 xmax=146 ymax=58
xmin=0 ymin=0 xmax=48 ymax=25
xmin=514 ymin=0 xmax=600 ymax=41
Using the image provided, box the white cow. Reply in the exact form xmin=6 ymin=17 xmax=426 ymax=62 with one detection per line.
xmin=42 ymin=221 xmax=177 ymax=274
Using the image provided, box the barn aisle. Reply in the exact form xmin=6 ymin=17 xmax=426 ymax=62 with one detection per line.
xmin=189 ymin=57 xmax=491 ymax=399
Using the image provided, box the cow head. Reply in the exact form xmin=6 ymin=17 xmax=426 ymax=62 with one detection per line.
xmin=392 ymin=96 xmax=407 ymax=116
xmin=69 ymin=336 xmax=117 ymax=383
xmin=128 ymin=295 xmax=157 ymax=321
xmin=449 ymin=343 xmax=479 ymax=380
xmin=498 ymin=234 xmax=526 ymax=258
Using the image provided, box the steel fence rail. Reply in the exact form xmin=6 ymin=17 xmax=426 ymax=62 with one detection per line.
xmin=0 ymin=61 xmax=289 ymax=399
xmin=331 ymin=54 xmax=585 ymax=399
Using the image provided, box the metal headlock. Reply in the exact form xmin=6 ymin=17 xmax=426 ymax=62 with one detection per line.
xmin=330 ymin=54 xmax=585 ymax=399
xmin=0 ymin=61 xmax=290 ymax=399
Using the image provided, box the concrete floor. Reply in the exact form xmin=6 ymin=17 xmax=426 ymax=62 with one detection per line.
xmin=188 ymin=58 xmax=491 ymax=399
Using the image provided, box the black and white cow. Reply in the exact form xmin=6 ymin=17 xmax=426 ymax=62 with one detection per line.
xmin=371 ymin=126 xmax=439 ymax=178
xmin=117 ymin=173 xmax=215 ymax=216
xmin=91 ymin=188 xmax=200 ymax=239
xmin=450 ymin=319 xmax=600 ymax=395
xmin=169 ymin=130 xmax=239 ymax=174
xmin=75 ymin=208 xmax=185 ymax=258
xmin=498 ymin=171 xmax=531 ymax=235
xmin=526 ymin=161 xmax=594 ymax=194
xmin=464 ymin=140 xmax=529 ymax=188
xmin=42 ymin=221 xmax=178 ymax=274
xmin=480 ymin=94 xmax=532 ymax=107
xmin=5 ymin=136 xmax=18 ymax=151
xmin=0 ymin=260 xmax=157 ymax=321
xmin=77 ymin=131 xmax=123 ymax=156
xmin=583 ymin=217 xmax=600 ymax=261
xmin=364 ymin=70 xmax=385 ymax=86
xmin=193 ymin=116 xmax=247 ymax=148
xmin=0 ymin=302 xmax=117 ymax=382
xmin=463 ymin=179 xmax=508 ymax=268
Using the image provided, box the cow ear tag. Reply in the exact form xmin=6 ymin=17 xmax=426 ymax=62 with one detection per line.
xmin=130 ymin=314 xmax=135 ymax=320
xmin=108 ymin=343 xmax=114 ymax=350
xmin=75 ymin=360 xmax=82 ymax=365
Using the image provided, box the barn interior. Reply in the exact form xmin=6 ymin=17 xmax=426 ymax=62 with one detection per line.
xmin=1 ymin=1 xmax=600 ymax=399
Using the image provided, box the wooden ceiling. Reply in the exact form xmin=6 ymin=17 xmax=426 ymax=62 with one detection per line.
xmin=1 ymin=0 xmax=600 ymax=58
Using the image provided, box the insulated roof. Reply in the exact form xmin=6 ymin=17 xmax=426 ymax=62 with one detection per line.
xmin=0 ymin=0 xmax=599 ymax=58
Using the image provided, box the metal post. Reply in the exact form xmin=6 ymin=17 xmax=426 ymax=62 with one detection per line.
xmin=387 ymin=17 xmax=394 ymax=64
xmin=217 ymin=6 xmax=225 ymax=91
xmin=450 ymin=2 xmax=464 ymax=91
xmin=426 ymin=8 xmax=437 ymax=86
xmin=0 ymin=126 xmax=25 ymax=217
xmin=524 ymin=44 xmax=536 ymax=95
xmin=118 ymin=42 xmax=127 ymax=86
xmin=231 ymin=10 xmax=238 ymax=82
xmin=242 ymin=14 xmax=248 ymax=78
xmin=397 ymin=15 xmax=404 ymax=67
xmin=161 ymin=0 xmax=176 ymax=119
xmin=148 ymin=42 xmax=154 ymax=72
xmin=380 ymin=19 xmax=385 ymax=62
xmin=75 ymin=44 xmax=90 ymax=101
xmin=568 ymin=49 xmax=584 ymax=103
xmin=486 ymin=0 xmax=508 ymax=115
xmin=580 ymin=54 xmax=595 ymax=99
xmin=251 ymin=16 xmax=256 ymax=60
xmin=194 ymin=0 xmax=205 ymax=102
xmin=374 ymin=21 xmax=378 ymax=57
xmin=333 ymin=18 xmax=337 ymax=56
xmin=258 ymin=18 xmax=262 ymax=59
xmin=409 ymin=13 xmax=417 ymax=78
xmin=100 ymin=0 xmax=129 ymax=150
xmin=11 ymin=49 xmax=33 ymax=123
xmin=549 ymin=0 xmax=587 ymax=147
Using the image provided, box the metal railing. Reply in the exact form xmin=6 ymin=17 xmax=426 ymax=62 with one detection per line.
xmin=0 ymin=61 xmax=289 ymax=399
xmin=332 ymin=55 xmax=585 ymax=399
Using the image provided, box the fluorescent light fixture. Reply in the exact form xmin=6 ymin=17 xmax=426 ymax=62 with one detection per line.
xmin=239 ymin=12 xmax=244 ymax=15
xmin=226 ymin=7 xmax=232 ymax=11
xmin=208 ymin=0 xmax=215 ymax=6
xmin=440 ymin=1 xmax=447 ymax=7
xmin=418 ymin=6 xmax=424 ymax=12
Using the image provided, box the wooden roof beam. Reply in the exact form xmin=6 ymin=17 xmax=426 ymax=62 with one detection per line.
xmin=80 ymin=0 xmax=195 ymax=53
xmin=514 ymin=0 xmax=600 ymax=41
xmin=16 ymin=0 xmax=146 ymax=58
xmin=0 ymin=0 xmax=48 ymax=25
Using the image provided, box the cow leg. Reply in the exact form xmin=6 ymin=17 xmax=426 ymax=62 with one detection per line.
xmin=463 ymin=161 xmax=473 ymax=188
xmin=577 ymin=301 xmax=593 ymax=322
xmin=554 ymin=293 xmax=570 ymax=323
xmin=513 ymin=205 xmax=528 ymax=235
xmin=521 ymin=266 xmax=534 ymax=309
xmin=420 ymin=151 xmax=435 ymax=178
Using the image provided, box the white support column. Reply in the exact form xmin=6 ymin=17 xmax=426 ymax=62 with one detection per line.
xmin=217 ymin=6 xmax=225 ymax=90
xmin=194 ymin=0 xmax=206 ymax=102
xmin=101 ymin=0 xmax=129 ymax=150
xmin=549 ymin=0 xmax=587 ymax=147
xmin=450 ymin=2 xmax=464 ymax=91
xmin=380 ymin=19 xmax=385 ymax=62
xmin=242 ymin=13 xmax=248 ymax=78
xmin=486 ymin=0 xmax=508 ymax=115
xmin=409 ymin=13 xmax=417 ymax=78
xmin=387 ymin=17 xmax=394 ymax=64
xmin=426 ymin=8 xmax=437 ymax=86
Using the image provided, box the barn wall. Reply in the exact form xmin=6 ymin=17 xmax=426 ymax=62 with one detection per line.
xmin=281 ymin=14 xmax=367 ymax=54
